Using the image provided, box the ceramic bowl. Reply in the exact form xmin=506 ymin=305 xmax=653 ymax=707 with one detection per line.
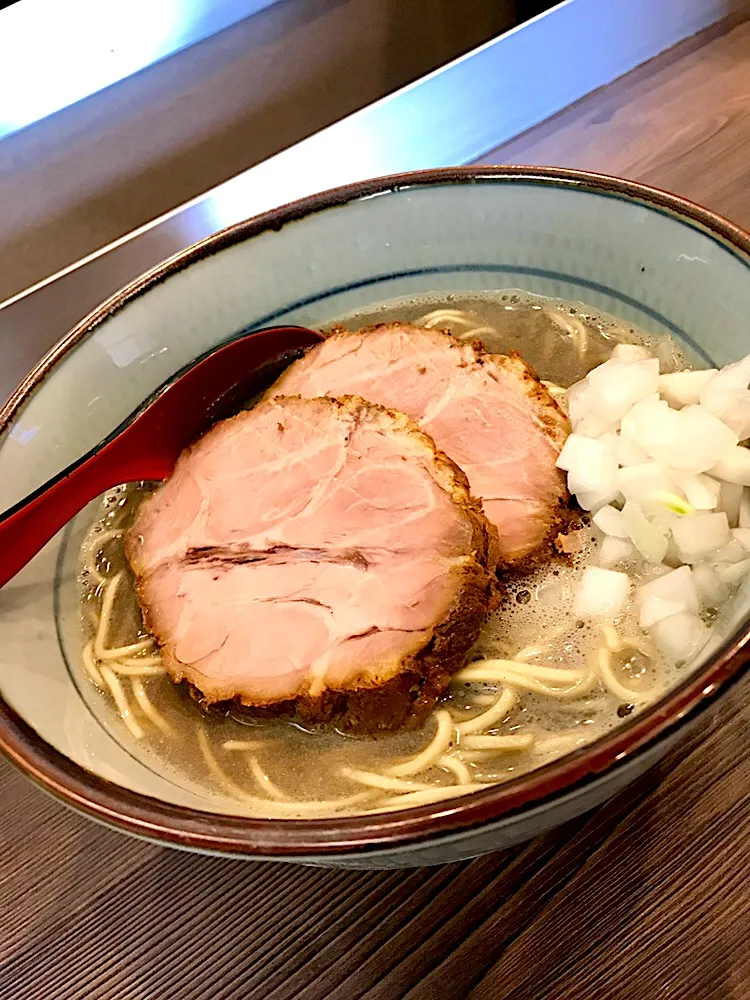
xmin=1 ymin=166 xmax=748 ymax=868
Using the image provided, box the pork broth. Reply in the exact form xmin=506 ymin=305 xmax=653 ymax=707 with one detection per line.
xmin=62 ymin=291 xmax=709 ymax=818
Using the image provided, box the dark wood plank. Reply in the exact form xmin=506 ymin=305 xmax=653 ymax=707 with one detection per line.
xmin=0 ymin=678 xmax=746 ymax=1000
xmin=477 ymin=17 xmax=750 ymax=229
xmin=469 ymin=686 xmax=750 ymax=1000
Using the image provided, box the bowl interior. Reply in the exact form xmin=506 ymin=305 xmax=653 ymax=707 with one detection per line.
xmin=1 ymin=171 xmax=749 ymax=819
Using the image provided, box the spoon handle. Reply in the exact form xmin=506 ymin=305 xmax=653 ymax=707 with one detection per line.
xmin=0 ymin=440 xmax=156 ymax=590
xmin=0 ymin=327 xmax=322 ymax=591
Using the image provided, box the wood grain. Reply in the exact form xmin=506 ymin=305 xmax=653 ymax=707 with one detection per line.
xmin=0 ymin=680 xmax=747 ymax=1000
xmin=477 ymin=17 xmax=750 ymax=229
xmin=2 ymin=14 xmax=750 ymax=1000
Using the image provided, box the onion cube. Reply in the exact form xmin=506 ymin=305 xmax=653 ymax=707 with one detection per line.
xmin=713 ymin=539 xmax=747 ymax=564
xmin=587 ymin=358 xmax=660 ymax=421
xmin=566 ymin=382 xmax=615 ymax=437
xmin=671 ymin=511 xmax=730 ymax=563
xmin=702 ymin=354 xmax=750 ymax=393
xmin=734 ymin=527 xmax=750 ymax=553
xmin=566 ymin=380 xmax=592 ymax=423
xmin=557 ymin=434 xmax=618 ymax=501
xmin=556 ymin=433 xmax=604 ymax=472
xmin=620 ymin=394 xmax=671 ymax=447
xmin=649 ymin=612 xmax=710 ymax=663
xmin=576 ymin=488 xmax=620 ymax=512
xmin=637 ymin=566 xmax=699 ymax=628
xmin=671 ymin=472 xmax=720 ymax=511
xmin=691 ymin=563 xmax=728 ymax=608
xmin=572 ymin=566 xmax=630 ymax=620
xmin=598 ymin=536 xmax=635 ymax=568
xmin=700 ymin=355 xmax=750 ymax=435
xmin=658 ymin=369 xmax=717 ymax=408
xmin=621 ymin=502 xmax=669 ymax=564
xmin=620 ymin=397 xmax=718 ymax=470
xmin=615 ymin=436 xmax=650 ymax=467
xmin=718 ymin=480 xmax=743 ymax=526
xmin=715 ymin=559 xmax=750 ymax=587
xmin=592 ymin=505 xmax=628 ymax=537
xmin=740 ymin=489 xmax=750 ymax=529
xmin=617 ymin=462 xmax=679 ymax=508
xmin=613 ymin=343 xmax=652 ymax=361
xmin=709 ymin=445 xmax=750 ymax=486
xmin=669 ymin=406 xmax=738 ymax=472
xmin=707 ymin=390 xmax=750 ymax=439
xmin=622 ymin=399 xmax=736 ymax=473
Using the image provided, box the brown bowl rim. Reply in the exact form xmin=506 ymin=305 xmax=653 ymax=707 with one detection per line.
xmin=1 ymin=164 xmax=749 ymax=858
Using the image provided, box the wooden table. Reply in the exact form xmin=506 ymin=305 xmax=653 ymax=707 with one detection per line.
xmin=1 ymin=17 xmax=749 ymax=1000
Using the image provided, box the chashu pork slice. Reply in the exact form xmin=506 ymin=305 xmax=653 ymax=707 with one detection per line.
xmin=126 ymin=394 xmax=498 ymax=732
xmin=268 ymin=324 xmax=571 ymax=564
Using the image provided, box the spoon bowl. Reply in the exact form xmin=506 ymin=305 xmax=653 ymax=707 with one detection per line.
xmin=0 ymin=325 xmax=322 ymax=589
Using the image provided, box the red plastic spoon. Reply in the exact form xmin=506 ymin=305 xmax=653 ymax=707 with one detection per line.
xmin=0 ymin=325 xmax=323 ymax=589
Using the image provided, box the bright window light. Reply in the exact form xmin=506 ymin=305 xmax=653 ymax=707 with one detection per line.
xmin=0 ymin=0 xmax=277 ymax=137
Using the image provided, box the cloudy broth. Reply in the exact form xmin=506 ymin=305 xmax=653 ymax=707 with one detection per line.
xmin=70 ymin=291 xmax=693 ymax=818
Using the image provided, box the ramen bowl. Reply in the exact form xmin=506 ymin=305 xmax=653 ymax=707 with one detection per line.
xmin=1 ymin=166 xmax=749 ymax=868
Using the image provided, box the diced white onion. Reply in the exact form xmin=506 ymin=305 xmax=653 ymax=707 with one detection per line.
xmin=700 ymin=354 xmax=750 ymax=395
xmin=651 ymin=494 xmax=694 ymax=516
xmin=557 ymin=434 xmax=618 ymax=507
xmin=557 ymin=433 xmax=595 ymax=472
xmin=570 ymin=458 xmax=617 ymax=501
xmin=572 ymin=567 xmax=630 ymax=620
xmin=658 ymin=369 xmax=717 ymax=408
xmin=620 ymin=394 xmax=669 ymax=449
xmin=592 ymin=505 xmax=628 ymax=538
xmin=615 ymin=436 xmax=650 ymax=467
xmin=613 ymin=343 xmax=652 ymax=361
xmin=598 ymin=536 xmax=635 ymax=568
xmin=700 ymin=354 xmax=750 ymax=436
xmin=576 ymin=488 xmax=620 ymax=513
xmin=712 ymin=539 xmax=747 ymax=564
xmin=671 ymin=511 xmax=730 ymax=563
xmin=587 ymin=358 xmax=660 ymax=421
xmin=718 ymin=481 xmax=743 ymax=526
xmin=566 ymin=381 xmax=616 ymax=438
xmin=565 ymin=378 xmax=590 ymax=420
xmin=715 ymin=559 xmax=750 ymax=587
xmin=709 ymin=445 xmax=750 ymax=486
xmin=651 ymin=511 xmax=679 ymax=536
xmin=596 ymin=430 xmax=619 ymax=451
xmin=672 ymin=472 xmax=720 ymax=511
xmin=739 ymin=488 xmax=750 ymax=529
xmin=621 ymin=502 xmax=668 ymax=564
xmin=732 ymin=527 xmax=750 ymax=553
xmin=637 ymin=566 xmax=698 ymax=629
xmin=668 ymin=406 xmax=738 ymax=473
xmin=622 ymin=400 xmax=737 ymax=473
xmin=649 ymin=612 xmax=710 ymax=663
xmin=616 ymin=462 xmax=679 ymax=508
xmin=622 ymin=396 xmax=737 ymax=472
xmin=708 ymin=390 xmax=750 ymax=439
xmin=662 ymin=533 xmax=684 ymax=570
xmin=564 ymin=349 xmax=750 ymax=661
xmin=691 ymin=562 xmax=728 ymax=608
